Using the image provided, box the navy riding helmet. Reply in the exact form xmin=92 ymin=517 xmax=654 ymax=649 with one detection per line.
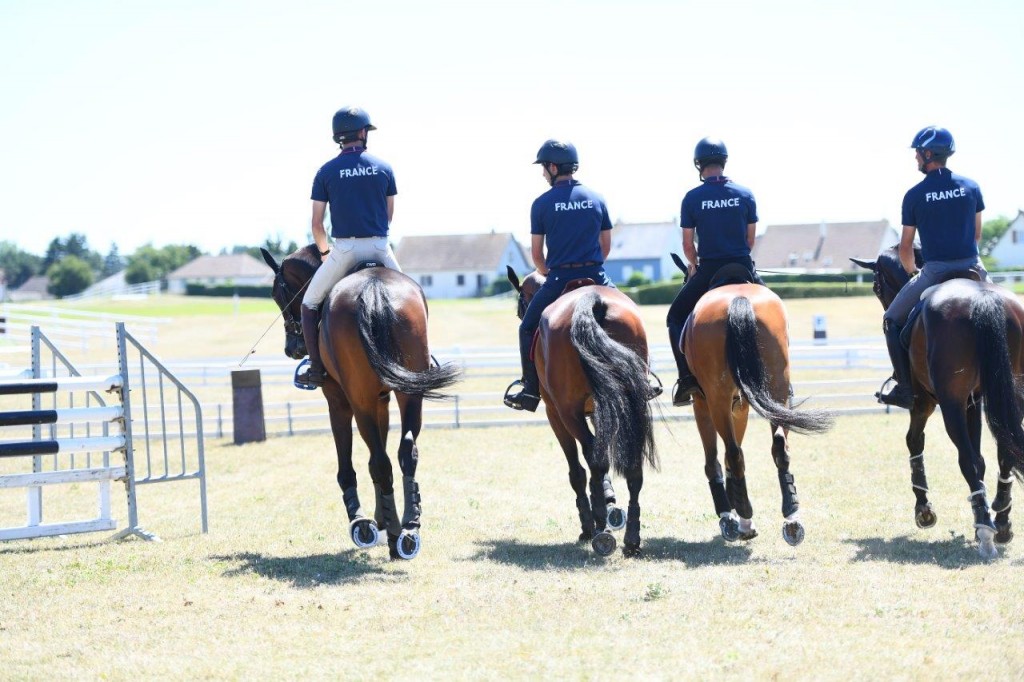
xmin=332 ymin=106 xmax=376 ymax=144
xmin=533 ymin=139 xmax=579 ymax=166
xmin=694 ymin=137 xmax=728 ymax=170
xmin=910 ymin=126 xmax=955 ymax=158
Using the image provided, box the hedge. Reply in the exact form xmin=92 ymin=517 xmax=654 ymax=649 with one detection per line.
xmin=185 ymin=283 xmax=273 ymax=297
xmin=626 ymin=280 xmax=875 ymax=305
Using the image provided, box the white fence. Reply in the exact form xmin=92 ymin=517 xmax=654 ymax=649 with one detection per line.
xmin=0 ymin=303 xmax=169 ymax=351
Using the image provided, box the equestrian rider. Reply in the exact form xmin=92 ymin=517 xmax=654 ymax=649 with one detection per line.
xmin=297 ymin=106 xmax=401 ymax=387
xmin=879 ymin=126 xmax=989 ymax=409
xmin=666 ymin=137 xmax=762 ymax=406
xmin=504 ymin=139 xmax=615 ymax=412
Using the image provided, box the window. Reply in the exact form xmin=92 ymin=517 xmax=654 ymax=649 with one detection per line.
xmin=420 ymin=275 xmax=433 ymax=287
xmin=457 ymin=274 xmax=465 ymax=286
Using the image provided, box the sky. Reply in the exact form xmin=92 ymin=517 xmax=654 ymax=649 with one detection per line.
xmin=1 ymin=0 xmax=1022 ymax=258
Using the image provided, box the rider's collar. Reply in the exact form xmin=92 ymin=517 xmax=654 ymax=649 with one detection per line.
xmin=341 ymin=146 xmax=366 ymax=155
xmin=701 ymin=175 xmax=729 ymax=184
xmin=553 ymin=179 xmax=575 ymax=187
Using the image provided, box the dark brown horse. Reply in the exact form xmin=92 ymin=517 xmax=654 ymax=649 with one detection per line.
xmin=262 ymin=245 xmax=461 ymax=560
xmin=853 ymin=245 xmax=1024 ymax=558
xmin=507 ymin=267 xmax=658 ymax=557
xmin=683 ymin=281 xmax=833 ymax=545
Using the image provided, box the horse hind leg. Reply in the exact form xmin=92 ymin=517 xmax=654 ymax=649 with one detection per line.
xmin=906 ymin=403 xmax=937 ymax=529
xmin=393 ymin=398 xmax=424 ymax=560
xmin=548 ymin=413 xmax=596 ymax=541
xmin=621 ymin=471 xmax=643 ymax=558
xmin=993 ymin=448 xmax=1015 ymax=545
xmin=602 ymin=474 xmax=627 ymax=532
xmin=771 ymin=426 xmax=804 ymax=546
xmin=581 ymin=436 xmax=616 ymax=557
xmin=694 ymin=400 xmax=737 ymax=541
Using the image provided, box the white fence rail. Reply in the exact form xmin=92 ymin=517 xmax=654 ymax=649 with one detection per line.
xmin=0 ymin=303 xmax=168 ymax=350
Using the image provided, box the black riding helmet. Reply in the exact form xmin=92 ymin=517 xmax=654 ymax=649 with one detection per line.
xmin=332 ymin=106 xmax=376 ymax=145
xmin=694 ymin=137 xmax=728 ymax=171
xmin=534 ymin=139 xmax=579 ymax=181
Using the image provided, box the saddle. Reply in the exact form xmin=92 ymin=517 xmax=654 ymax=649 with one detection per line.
xmin=900 ymin=268 xmax=985 ymax=349
xmin=708 ymin=262 xmax=757 ymax=290
xmin=347 ymin=260 xmax=384 ymax=276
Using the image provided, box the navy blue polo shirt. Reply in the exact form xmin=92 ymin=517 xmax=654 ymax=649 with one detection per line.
xmin=902 ymin=168 xmax=984 ymax=262
xmin=680 ymin=176 xmax=757 ymax=259
xmin=530 ymin=180 xmax=612 ymax=267
xmin=311 ymin=147 xmax=397 ymax=238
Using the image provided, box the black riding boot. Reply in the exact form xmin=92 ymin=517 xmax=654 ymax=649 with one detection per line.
xmin=879 ymin=322 xmax=914 ymax=409
xmin=504 ymin=329 xmax=540 ymax=412
xmin=297 ymin=305 xmax=326 ymax=387
xmin=668 ymin=321 xmax=698 ymax=407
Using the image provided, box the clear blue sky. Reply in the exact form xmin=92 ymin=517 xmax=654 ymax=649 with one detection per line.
xmin=1 ymin=0 xmax=1021 ymax=257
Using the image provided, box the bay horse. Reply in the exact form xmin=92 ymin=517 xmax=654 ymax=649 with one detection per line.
xmin=682 ymin=271 xmax=834 ymax=545
xmin=507 ymin=267 xmax=658 ymax=557
xmin=262 ymin=245 xmax=462 ymax=560
xmin=852 ymin=245 xmax=1024 ymax=558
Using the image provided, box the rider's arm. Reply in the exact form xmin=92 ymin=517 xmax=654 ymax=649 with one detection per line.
xmin=975 ymin=211 xmax=983 ymax=245
xmin=600 ymin=229 xmax=611 ymax=260
xmin=746 ymin=222 xmax=757 ymax=250
xmin=312 ymin=201 xmax=330 ymax=260
xmin=682 ymin=228 xmax=698 ymax=276
xmin=899 ymin=225 xmax=918 ymax=275
xmin=532 ymin=234 xmax=548 ymax=276
xmin=386 ymin=195 xmax=395 ymax=224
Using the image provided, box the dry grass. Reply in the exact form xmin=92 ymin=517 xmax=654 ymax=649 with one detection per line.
xmin=2 ymin=413 xmax=1023 ymax=680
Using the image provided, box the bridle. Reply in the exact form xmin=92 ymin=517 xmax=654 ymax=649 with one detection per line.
xmin=273 ymin=267 xmax=308 ymax=338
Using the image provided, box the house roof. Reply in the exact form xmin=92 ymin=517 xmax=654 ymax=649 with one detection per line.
xmin=752 ymin=220 xmax=897 ymax=271
xmin=167 ymin=254 xmax=273 ymax=281
xmin=14 ymin=275 xmax=51 ymax=295
xmin=396 ymin=233 xmax=527 ymax=271
xmin=607 ymin=221 xmax=678 ymax=260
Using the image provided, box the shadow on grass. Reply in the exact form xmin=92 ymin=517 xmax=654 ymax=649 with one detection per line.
xmin=468 ymin=536 xmax=754 ymax=569
xmin=844 ymin=534 xmax=1006 ymax=568
xmin=211 ymin=550 xmax=405 ymax=587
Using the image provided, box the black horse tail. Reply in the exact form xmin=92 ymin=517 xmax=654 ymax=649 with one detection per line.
xmin=357 ymin=277 xmax=462 ymax=400
xmin=570 ymin=291 xmax=658 ymax=476
xmin=972 ymin=290 xmax=1024 ymax=478
xmin=725 ymin=296 xmax=834 ymax=435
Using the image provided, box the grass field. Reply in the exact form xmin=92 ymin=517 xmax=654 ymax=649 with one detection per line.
xmin=2 ymin=295 xmax=1023 ymax=679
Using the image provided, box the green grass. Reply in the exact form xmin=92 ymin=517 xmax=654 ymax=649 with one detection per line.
xmin=2 ymin=415 xmax=1024 ymax=679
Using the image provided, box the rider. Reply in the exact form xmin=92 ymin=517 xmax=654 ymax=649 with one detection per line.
xmin=503 ymin=139 xmax=615 ymax=412
xmin=879 ymin=126 xmax=989 ymax=409
xmin=297 ymin=106 xmax=401 ymax=387
xmin=667 ymin=137 xmax=762 ymax=406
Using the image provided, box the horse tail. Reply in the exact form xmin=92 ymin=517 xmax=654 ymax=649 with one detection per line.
xmin=357 ymin=277 xmax=462 ymax=400
xmin=570 ymin=290 xmax=658 ymax=476
xmin=972 ymin=290 xmax=1024 ymax=477
xmin=725 ymin=296 xmax=834 ymax=435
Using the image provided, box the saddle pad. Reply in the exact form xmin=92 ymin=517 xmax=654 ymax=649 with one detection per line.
xmin=347 ymin=260 xmax=383 ymax=276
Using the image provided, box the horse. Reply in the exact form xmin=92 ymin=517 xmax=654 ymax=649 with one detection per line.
xmin=507 ymin=266 xmax=658 ymax=557
xmin=852 ymin=245 xmax=1024 ymax=559
xmin=681 ymin=270 xmax=834 ymax=545
xmin=262 ymin=245 xmax=462 ymax=560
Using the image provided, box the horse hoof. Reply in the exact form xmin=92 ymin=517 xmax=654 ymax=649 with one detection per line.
xmin=915 ymin=505 xmax=937 ymax=529
xmin=995 ymin=524 xmax=1013 ymax=545
xmin=350 ymin=518 xmax=380 ymax=549
xmin=591 ymin=531 xmax=616 ymax=556
xmin=578 ymin=530 xmax=594 ymax=543
xmin=719 ymin=513 xmax=740 ymax=542
xmin=387 ymin=534 xmax=400 ymax=560
xmin=396 ymin=530 xmax=421 ymax=560
xmin=782 ymin=520 xmax=805 ymax=546
xmin=976 ymin=526 xmax=998 ymax=560
xmin=622 ymin=543 xmax=642 ymax=558
xmin=606 ymin=506 xmax=626 ymax=531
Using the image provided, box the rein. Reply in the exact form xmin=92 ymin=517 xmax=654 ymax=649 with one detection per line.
xmin=237 ymin=268 xmax=310 ymax=367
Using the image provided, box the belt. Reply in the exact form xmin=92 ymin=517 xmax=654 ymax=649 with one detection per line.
xmin=557 ymin=261 xmax=600 ymax=269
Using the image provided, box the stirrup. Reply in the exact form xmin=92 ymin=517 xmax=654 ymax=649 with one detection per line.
xmin=672 ymin=377 xmax=697 ymax=407
xmin=503 ymin=379 xmax=540 ymax=412
xmin=294 ymin=358 xmax=324 ymax=390
xmin=875 ymin=377 xmax=913 ymax=409
xmin=647 ymin=372 xmax=664 ymax=400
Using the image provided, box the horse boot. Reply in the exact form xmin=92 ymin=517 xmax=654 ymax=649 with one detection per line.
xmin=296 ymin=305 xmax=326 ymax=387
xmin=668 ymin=321 xmax=698 ymax=407
xmin=504 ymin=328 xmax=541 ymax=412
xmin=878 ymin=321 xmax=914 ymax=409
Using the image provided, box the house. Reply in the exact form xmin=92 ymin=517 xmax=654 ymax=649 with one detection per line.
xmin=752 ymin=220 xmax=899 ymax=273
xmin=985 ymin=210 xmax=1024 ymax=267
xmin=395 ymin=232 xmax=531 ymax=299
xmin=9 ymin=275 xmax=52 ymax=301
xmin=604 ymin=221 xmax=681 ymax=284
xmin=166 ymin=253 xmax=274 ymax=294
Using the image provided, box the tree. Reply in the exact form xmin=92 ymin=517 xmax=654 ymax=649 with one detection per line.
xmin=46 ymin=255 xmax=94 ymax=297
xmin=0 ymin=241 xmax=42 ymax=289
xmin=41 ymin=233 xmax=103 ymax=273
xmin=625 ymin=271 xmax=652 ymax=287
xmin=124 ymin=243 xmax=203 ymax=284
xmin=980 ymin=215 xmax=1011 ymax=257
xmin=102 ymin=243 xmax=125 ymax=278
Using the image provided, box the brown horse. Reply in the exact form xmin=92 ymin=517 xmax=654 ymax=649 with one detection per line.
xmin=852 ymin=245 xmax=1024 ymax=558
xmin=262 ymin=245 xmax=461 ymax=560
xmin=507 ymin=267 xmax=658 ymax=557
xmin=682 ymin=279 xmax=834 ymax=545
